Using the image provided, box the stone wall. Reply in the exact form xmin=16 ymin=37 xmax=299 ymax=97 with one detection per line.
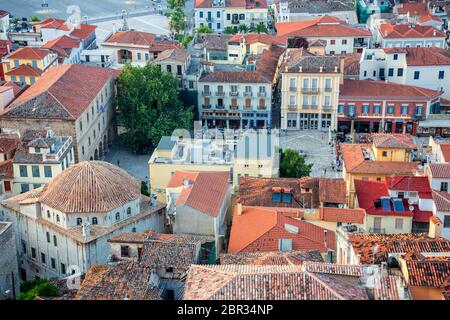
xmin=0 ymin=222 xmax=19 ymax=300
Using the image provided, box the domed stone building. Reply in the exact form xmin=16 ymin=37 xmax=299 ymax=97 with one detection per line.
xmin=1 ymin=161 xmax=165 ymax=281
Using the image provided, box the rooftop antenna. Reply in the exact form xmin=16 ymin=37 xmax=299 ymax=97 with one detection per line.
xmin=121 ymin=10 xmax=129 ymax=31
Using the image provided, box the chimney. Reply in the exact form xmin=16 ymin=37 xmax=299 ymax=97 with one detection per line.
xmin=319 ymin=66 xmax=323 ymax=72
xmin=183 ymin=179 xmax=190 ymax=187
xmin=433 ymin=30 xmax=436 ymax=36
xmin=428 ymin=216 xmax=442 ymax=239
xmin=237 ymin=201 xmax=243 ymax=215
xmin=82 ymin=222 xmax=91 ymax=238
xmin=298 ymin=66 xmax=302 ymax=72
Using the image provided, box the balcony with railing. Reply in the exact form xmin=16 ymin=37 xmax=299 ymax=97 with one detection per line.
xmin=202 ymin=91 xmax=211 ymax=97
xmin=302 ymin=104 xmax=310 ymax=109
xmin=310 ymin=103 xmax=318 ymax=109
xmin=244 ymin=91 xmax=252 ymax=97
xmin=230 ymin=105 xmax=239 ymax=110
xmin=229 ymin=91 xmax=239 ymax=96
xmin=289 ymin=87 xmax=297 ymax=92
xmin=323 ymin=104 xmax=332 ymax=110
xmin=257 ymin=91 xmax=266 ymax=97
xmin=302 ymin=87 xmax=319 ymax=94
xmin=216 ymin=105 xmax=225 ymax=110
xmin=215 ymin=91 xmax=225 ymax=96
xmin=324 ymin=87 xmax=332 ymax=92
xmin=202 ymin=104 xmax=212 ymax=109
xmin=288 ymin=104 xmax=297 ymax=110
xmin=354 ymin=38 xmax=369 ymax=48
xmin=244 ymin=105 xmax=253 ymax=110
xmin=257 ymin=105 xmax=267 ymax=110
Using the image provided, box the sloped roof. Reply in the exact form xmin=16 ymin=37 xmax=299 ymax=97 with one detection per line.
xmin=5 ymin=64 xmax=43 ymax=77
xmin=349 ymin=233 xmax=450 ymax=264
xmin=371 ymin=134 xmax=416 ymax=149
xmin=432 ymin=190 xmax=450 ymax=212
xmin=276 ymin=15 xmax=371 ymax=38
xmin=228 ymin=206 xmax=336 ymax=253
xmin=0 ymin=136 xmax=19 ymax=153
xmin=229 ymin=33 xmax=286 ymax=46
xmin=281 ymin=48 xmax=341 ymax=73
xmin=440 ymin=144 xmax=450 ymax=162
xmin=3 ymin=64 xmax=115 ymax=120
xmin=404 ymin=254 xmax=450 ymax=288
xmin=39 ymin=161 xmax=141 ymax=213
xmin=384 ymin=47 xmax=450 ymax=66
xmin=220 ymin=250 xmax=324 ymax=265
xmin=379 ymin=23 xmax=445 ymax=39
xmin=168 ymin=171 xmax=230 ymax=217
xmin=8 ymin=47 xmax=51 ymax=60
xmin=153 ymin=48 xmax=190 ymax=63
xmin=42 ymin=35 xmax=81 ymax=59
xmin=319 ymin=207 xmax=366 ymax=224
xmin=427 ymin=163 xmax=450 ymax=178
xmin=76 ymin=262 xmax=161 ymax=300
xmin=385 ymin=176 xmax=432 ymax=198
xmin=184 ymin=264 xmax=371 ymax=300
xmin=104 ymin=31 xmax=180 ymax=51
xmin=0 ymin=159 xmax=13 ymax=179
xmin=319 ymin=178 xmax=346 ymax=204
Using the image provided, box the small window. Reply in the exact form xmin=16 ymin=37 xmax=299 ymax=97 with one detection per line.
xmin=47 ymin=210 xmax=51 ymax=218
xmin=393 ymin=54 xmax=398 ymax=60
xmin=19 ymin=165 xmax=28 ymax=177
xmin=115 ymin=212 xmax=120 ymax=221
xmin=92 ymin=217 xmax=98 ymax=225
xmin=41 ymin=252 xmax=46 ymax=264
xmin=120 ymin=245 xmax=130 ymax=257
xmin=272 ymin=192 xmax=282 ymax=202
xmin=32 ymin=165 xmax=40 ymax=178
xmin=53 ymin=235 xmax=57 ymax=246
xmin=51 ymin=258 xmax=56 ymax=269
xmin=439 ymin=71 xmax=445 ymax=79
xmin=127 ymin=207 xmax=131 ymax=216
xmin=166 ymin=267 xmax=174 ymax=273
xmin=44 ymin=166 xmax=52 ymax=178
xmin=61 ymin=263 xmax=66 ymax=275
xmin=395 ymin=218 xmax=403 ymax=230
xmin=56 ymin=215 xmax=60 ymax=222
xmin=76 ymin=217 xmax=82 ymax=226
xmin=414 ymin=71 xmax=420 ymax=80
xmin=441 ymin=182 xmax=448 ymax=192
xmin=22 ymin=241 xmax=27 ymax=254
xmin=31 ymin=247 xmax=36 ymax=259
xmin=382 ymin=151 xmax=388 ymax=157
xmin=46 ymin=232 xmax=50 ymax=243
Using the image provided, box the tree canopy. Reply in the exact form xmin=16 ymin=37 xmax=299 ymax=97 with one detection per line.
xmin=287 ymin=36 xmax=309 ymax=49
xmin=196 ymin=25 xmax=213 ymax=34
xmin=117 ymin=64 xmax=193 ymax=152
xmin=167 ymin=7 xmax=185 ymax=35
xmin=279 ymin=148 xmax=313 ymax=178
xmin=167 ymin=0 xmax=186 ymax=9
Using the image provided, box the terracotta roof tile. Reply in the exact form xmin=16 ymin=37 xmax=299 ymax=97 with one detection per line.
xmin=440 ymin=144 xmax=450 ymax=162
xmin=379 ymin=23 xmax=446 ymax=39
xmin=385 ymin=176 xmax=432 ymax=198
xmin=220 ymin=250 xmax=324 ymax=265
xmin=319 ymin=207 xmax=366 ymax=224
xmin=4 ymin=64 xmax=115 ymax=120
xmin=0 ymin=136 xmax=19 ymax=153
xmin=104 ymin=31 xmax=180 ymax=51
xmin=0 ymin=159 xmax=13 ymax=179
xmin=405 ymin=258 xmax=450 ymax=288
xmin=229 ymin=33 xmax=286 ymax=46
xmin=8 ymin=47 xmax=51 ymax=60
xmin=418 ymin=14 xmax=443 ymax=23
xmin=5 ymin=64 xmax=43 ymax=77
xmin=228 ymin=206 xmax=336 ymax=253
xmin=442 ymin=277 xmax=450 ymax=300
xmin=340 ymin=79 xmax=441 ymax=99
xmin=432 ymin=190 xmax=450 ymax=212
xmin=395 ymin=3 xmax=429 ymax=16
xmin=319 ymin=178 xmax=346 ymax=204
xmin=76 ymin=262 xmax=161 ymax=300
xmin=427 ymin=163 xmax=450 ymax=178
xmin=168 ymin=171 xmax=230 ymax=217
xmin=371 ymin=133 xmax=416 ymax=149
xmin=276 ymin=15 xmax=371 ymax=38
xmin=384 ymin=47 xmax=450 ymax=66
xmin=349 ymin=233 xmax=450 ymax=264
xmin=238 ymin=176 xmax=319 ymax=208
xmin=40 ymin=161 xmax=141 ymax=213
xmin=342 ymin=53 xmax=361 ymax=76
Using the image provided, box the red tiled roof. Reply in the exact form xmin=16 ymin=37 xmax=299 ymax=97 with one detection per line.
xmin=8 ymin=47 xmax=51 ymax=60
xmin=418 ymin=14 xmax=443 ymax=24
xmin=228 ymin=206 xmax=336 ymax=253
xmin=0 ymin=159 xmax=14 ymax=179
xmin=229 ymin=33 xmax=286 ymax=46
xmin=384 ymin=47 xmax=450 ymax=66
xmin=432 ymin=191 xmax=450 ymax=212
xmin=318 ymin=178 xmax=346 ymax=204
xmin=5 ymin=64 xmax=43 ymax=77
xmin=349 ymin=233 xmax=450 ymax=264
xmin=40 ymin=161 xmax=141 ymax=213
xmin=5 ymin=64 xmax=115 ymax=120
xmin=70 ymin=24 xmax=97 ymax=40
xmin=43 ymin=35 xmax=81 ymax=52
xmin=371 ymin=133 xmax=416 ymax=149
xmin=104 ymin=31 xmax=180 ymax=51
xmin=238 ymin=176 xmax=319 ymax=209
xmin=354 ymin=179 xmax=413 ymax=217
xmin=166 ymin=171 xmax=199 ymax=188
xmin=440 ymin=144 xmax=450 ymax=163
xmin=319 ymin=207 xmax=366 ymax=224
xmin=405 ymin=258 xmax=450 ymax=288
xmin=395 ymin=3 xmax=429 ymax=16
xmin=36 ymin=18 xmax=72 ymax=31
xmin=442 ymin=277 xmax=450 ymax=300
xmin=379 ymin=23 xmax=445 ymax=39
xmin=0 ymin=10 xmax=9 ymax=18
xmin=427 ymin=163 xmax=450 ymax=178
xmin=340 ymin=144 xmax=419 ymax=175
xmin=220 ymin=250 xmax=324 ymax=265
xmin=342 ymin=53 xmax=361 ymax=76
xmin=385 ymin=176 xmax=432 ymax=199
xmin=168 ymin=171 xmax=230 ymax=217
xmin=0 ymin=136 xmax=19 ymax=153
xmin=276 ymin=16 xmax=371 ymax=38
xmin=340 ymin=79 xmax=441 ymax=100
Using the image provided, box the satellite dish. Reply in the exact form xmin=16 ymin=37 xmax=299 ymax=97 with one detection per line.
xmin=409 ymin=206 xmax=414 ymax=211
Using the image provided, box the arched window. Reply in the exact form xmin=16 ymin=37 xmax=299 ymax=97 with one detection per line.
xmin=76 ymin=217 xmax=82 ymax=226
xmin=92 ymin=217 xmax=98 ymax=225
xmin=127 ymin=207 xmax=131 ymax=216
xmin=115 ymin=212 xmax=120 ymax=221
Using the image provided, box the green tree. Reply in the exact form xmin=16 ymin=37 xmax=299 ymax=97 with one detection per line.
xmin=117 ymin=63 xmax=193 ymax=152
xmin=196 ymin=25 xmax=213 ymax=34
xmin=167 ymin=8 xmax=185 ymax=35
xmin=279 ymin=148 xmax=313 ymax=178
xmin=255 ymin=22 xmax=268 ymax=34
xmin=287 ymin=36 xmax=309 ymax=49
xmin=19 ymin=278 xmax=58 ymax=300
xmin=167 ymin=0 xmax=186 ymax=9
xmin=238 ymin=23 xmax=248 ymax=34
xmin=141 ymin=181 xmax=150 ymax=196
xmin=30 ymin=16 xmax=40 ymax=22
xmin=223 ymin=26 xmax=236 ymax=35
